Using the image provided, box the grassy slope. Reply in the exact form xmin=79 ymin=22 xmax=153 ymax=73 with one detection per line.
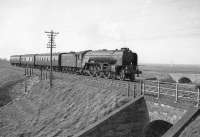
xmin=179 ymin=115 xmax=200 ymax=137
xmin=0 ymin=60 xmax=24 ymax=107
xmin=0 ymin=74 xmax=130 ymax=137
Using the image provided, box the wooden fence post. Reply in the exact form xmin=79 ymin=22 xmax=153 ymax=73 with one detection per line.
xmin=197 ymin=88 xmax=200 ymax=107
xmin=31 ymin=67 xmax=33 ymax=76
xmin=142 ymin=81 xmax=145 ymax=95
xmin=24 ymin=67 xmax=26 ymax=76
xmin=29 ymin=67 xmax=31 ymax=76
xmin=25 ymin=76 xmax=27 ymax=93
xmin=127 ymin=82 xmax=130 ymax=97
xmin=46 ymin=71 xmax=48 ymax=80
xmin=133 ymin=84 xmax=135 ymax=98
xmin=175 ymin=83 xmax=178 ymax=102
xmin=40 ymin=68 xmax=43 ymax=80
xmin=157 ymin=80 xmax=160 ymax=99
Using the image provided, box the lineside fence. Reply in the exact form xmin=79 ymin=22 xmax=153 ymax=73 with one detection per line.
xmin=127 ymin=80 xmax=200 ymax=107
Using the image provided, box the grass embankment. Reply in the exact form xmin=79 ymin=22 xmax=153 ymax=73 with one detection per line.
xmin=0 ymin=73 xmax=130 ymax=137
xmin=0 ymin=59 xmax=24 ymax=107
xmin=179 ymin=115 xmax=200 ymax=137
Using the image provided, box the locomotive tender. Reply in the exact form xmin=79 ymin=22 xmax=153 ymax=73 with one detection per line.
xmin=10 ymin=48 xmax=141 ymax=81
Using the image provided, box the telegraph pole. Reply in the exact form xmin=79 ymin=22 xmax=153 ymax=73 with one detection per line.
xmin=45 ymin=30 xmax=59 ymax=87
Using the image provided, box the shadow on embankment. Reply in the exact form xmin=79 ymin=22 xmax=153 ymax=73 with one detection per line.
xmin=0 ymin=80 xmax=23 ymax=107
xmin=0 ymin=86 xmax=12 ymax=107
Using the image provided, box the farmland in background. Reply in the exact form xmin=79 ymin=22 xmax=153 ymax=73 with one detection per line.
xmin=139 ymin=64 xmax=200 ymax=84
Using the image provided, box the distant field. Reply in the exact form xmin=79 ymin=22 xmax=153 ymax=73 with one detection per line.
xmin=140 ymin=64 xmax=200 ymax=74
xmin=139 ymin=64 xmax=200 ymax=84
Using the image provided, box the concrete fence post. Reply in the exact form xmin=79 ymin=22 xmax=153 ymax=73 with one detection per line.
xmin=157 ymin=80 xmax=160 ymax=99
xmin=175 ymin=83 xmax=178 ymax=102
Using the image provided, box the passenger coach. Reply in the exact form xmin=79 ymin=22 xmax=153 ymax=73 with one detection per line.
xmin=10 ymin=55 xmax=21 ymax=66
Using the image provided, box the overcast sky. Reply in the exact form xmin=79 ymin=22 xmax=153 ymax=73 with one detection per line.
xmin=0 ymin=0 xmax=200 ymax=64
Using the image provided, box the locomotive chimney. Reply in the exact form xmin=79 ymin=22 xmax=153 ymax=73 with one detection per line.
xmin=121 ymin=47 xmax=129 ymax=51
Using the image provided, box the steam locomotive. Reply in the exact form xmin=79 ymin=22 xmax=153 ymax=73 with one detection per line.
xmin=10 ymin=48 xmax=141 ymax=81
